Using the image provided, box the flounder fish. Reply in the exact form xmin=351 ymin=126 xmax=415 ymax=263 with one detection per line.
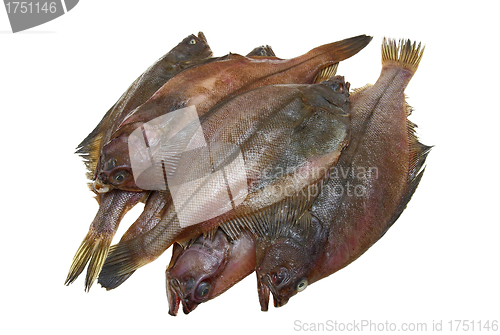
xmin=166 ymin=229 xmax=256 ymax=315
xmin=256 ymin=38 xmax=430 ymax=308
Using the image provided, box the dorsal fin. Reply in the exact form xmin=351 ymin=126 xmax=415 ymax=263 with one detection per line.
xmin=220 ymin=181 xmax=320 ymax=241
xmin=313 ymin=63 xmax=339 ymax=84
xmin=75 ymin=101 xmax=119 ymax=180
xmin=379 ymin=103 xmax=432 ymax=238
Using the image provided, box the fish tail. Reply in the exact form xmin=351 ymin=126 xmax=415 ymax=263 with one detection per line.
xmin=98 ymin=272 xmax=135 ymax=290
xmin=84 ymin=237 xmax=113 ymax=291
xmin=381 ymin=37 xmax=425 ymax=73
xmin=98 ymin=241 xmax=148 ymax=279
xmin=65 ymin=231 xmax=113 ymax=291
xmin=303 ymin=35 xmax=372 ymax=66
xmin=65 ymin=232 xmax=93 ymax=286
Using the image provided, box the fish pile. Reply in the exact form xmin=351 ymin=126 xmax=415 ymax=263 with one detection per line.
xmin=66 ymin=32 xmax=430 ymax=315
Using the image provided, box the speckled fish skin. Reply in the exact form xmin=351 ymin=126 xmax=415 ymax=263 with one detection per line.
xmin=95 ymin=35 xmax=371 ymax=192
xmin=66 ymin=33 xmax=213 ymax=291
xmin=98 ymin=77 xmax=351 ymax=285
xmin=166 ymin=229 xmax=256 ymax=315
xmin=257 ymin=38 xmax=430 ymax=308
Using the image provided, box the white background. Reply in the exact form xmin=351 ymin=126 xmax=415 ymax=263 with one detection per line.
xmin=1 ymin=1 xmax=498 ymax=334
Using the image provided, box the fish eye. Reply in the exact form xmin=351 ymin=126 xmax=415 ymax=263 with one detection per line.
xmin=112 ymin=170 xmax=127 ymax=183
xmin=189 ymin=39 xmax=196 ymax=45
xmin=196 ymin=281 xmax=211 ymax=298
xmin=332 ymin=82 xmax=341 ymax=92
xmin=296 ymin=278 xmax=308 ymax=292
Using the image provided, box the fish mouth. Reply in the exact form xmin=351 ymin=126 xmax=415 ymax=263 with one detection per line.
xmin=181 ymin=298 xmax=199 ymax=315
xmin=92 ymin=179 xmax=111 ymax=194
xmin=168 ymin=278 xmax=201 ymax=315
xmin=167 ymin=280 xmax=180 ymax=316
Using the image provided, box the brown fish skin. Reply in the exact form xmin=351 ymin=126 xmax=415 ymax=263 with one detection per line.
xmin=96 ymin=35 xmax=371 ymax=192
xmin=67 ymin=33 xmax=212 ymax=291
xmin=166 ymin=229 xmax=256 ymax=315
xmin=76 ymin=32 xmax=213 ymax=185
xmin=98 ymin=77 xmax=351 ymax=282
xmin=257 ymin=38 xmax=430 ymax=307
xmin=65 ymin=190 xmax=146 ymax=291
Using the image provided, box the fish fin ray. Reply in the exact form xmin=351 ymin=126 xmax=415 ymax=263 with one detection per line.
xmin=98 ymin=240 xmax=146 ymax=278
xmin=220 ymin=182 xmax=320 ymax=241
xmin=98 ymin=272 xmax=135 ymax=290
xmin=313 ymin=63 xmax=339 ymax=83
xmin=382 ymin=37 xmax=425 ymax=73
xmin=65 ymin=231 xmax=113 ymax=291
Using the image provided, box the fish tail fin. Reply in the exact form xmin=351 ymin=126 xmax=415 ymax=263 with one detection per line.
xmin=381 ymin=38 xmax=425 ymax=73
xmin=98 ymin=241 xmax=148 ymax=279
xmin=65 ymin=233 xmax=93 ymax=286
xmin=306 ymin=35 xmax=372 ymax=65
xmin=65 ymin=231 xmax=113 ymax=291
xmin=98 ymin=272 xmax=135 ymax=290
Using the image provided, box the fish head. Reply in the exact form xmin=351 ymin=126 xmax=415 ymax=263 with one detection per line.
xmin=168 ymin=32 xmax=213 ymax=63
xmin=95 ymin=124 xmax=142 ymax=193
xmin=256 ymin=217 xmax=325 ymax=308
xmin=166 ymin=231 xmax=230 ymax=314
